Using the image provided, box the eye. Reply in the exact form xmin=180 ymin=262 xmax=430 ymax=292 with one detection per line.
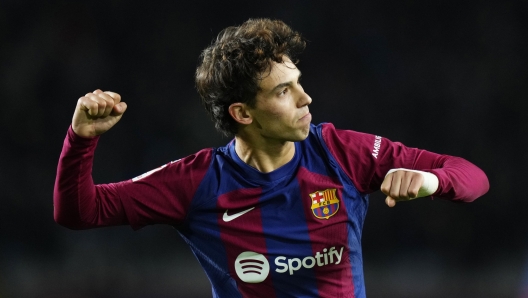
xmin=279 ymin=88 xmax=288 ymax=96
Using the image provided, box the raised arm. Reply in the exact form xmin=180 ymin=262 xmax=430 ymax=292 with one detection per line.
xmin=54 ymin=90 xmax=128 ymax=229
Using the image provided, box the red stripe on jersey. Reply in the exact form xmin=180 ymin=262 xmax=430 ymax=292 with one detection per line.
xmin=217 ymin=187 xmax=277 ymax=298
xmin=118 ymin=148 xmax=213 ymax=229
xmin=297 ymin=167 xmax=355 ymax=297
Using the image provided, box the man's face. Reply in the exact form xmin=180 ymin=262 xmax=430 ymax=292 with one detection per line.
xmin=248 ymin=56 xmax=312 ymax=142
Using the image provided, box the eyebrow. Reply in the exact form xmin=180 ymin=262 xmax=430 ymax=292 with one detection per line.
xmin=268 ymin=71 xmax=302 ymax=94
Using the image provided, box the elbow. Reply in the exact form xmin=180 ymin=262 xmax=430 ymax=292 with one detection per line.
xmin=438 ymin=165 xmax=490 ymax=203
xmin=53 ymin=207 xmax=87 ymax=230
xmin=476 ymin=168 xmax=490 ymax=199
xmin=459 ymin=167 xmax=490 ymax=203
xmin=53 ymin=190 xmax=91 ymax=230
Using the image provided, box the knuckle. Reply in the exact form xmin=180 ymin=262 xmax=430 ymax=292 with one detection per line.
xmin=416 ymin=174 xmax=424 ymax=183
xmin=96 ymin=97 xmax=107 ymax=107
xmin=105 ymin=91 xmax=120 ymax=100
xmin=84 ymin=99 xmax=96 ymax=108
xmin=99 ymin=93 xmax=114 ymax=105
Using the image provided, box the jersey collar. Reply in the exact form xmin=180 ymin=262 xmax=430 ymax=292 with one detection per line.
xmin=227 ymin=140 xmax=301 ymax=183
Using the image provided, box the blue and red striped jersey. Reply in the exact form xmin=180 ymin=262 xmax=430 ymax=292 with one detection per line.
xmin=54 ymin=123 xmax=489 ymax=298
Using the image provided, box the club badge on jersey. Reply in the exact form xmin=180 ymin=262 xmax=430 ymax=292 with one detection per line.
xmin=309 ymin=189 xmax=340 ymax=219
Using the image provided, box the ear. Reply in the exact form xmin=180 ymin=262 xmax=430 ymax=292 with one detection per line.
xmin=228 ymin=103 xmax=253 ymax=125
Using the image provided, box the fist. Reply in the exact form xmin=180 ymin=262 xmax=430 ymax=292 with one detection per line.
xmin=72 ymin=89 xmax=127 ymax=138
xmin=380 ymin=170 xmax=425 ymax=207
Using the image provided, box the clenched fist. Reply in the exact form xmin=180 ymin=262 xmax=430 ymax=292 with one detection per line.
xmin=72 ymin=89 xmax=127 ymax=138
xmin=381 ymin=169 xmax=439 ymax=207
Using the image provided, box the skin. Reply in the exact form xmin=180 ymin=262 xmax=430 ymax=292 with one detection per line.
xmin=72 ymin=90 xmax=127 ymax=138
xmin=382 ymin=170 xmax=425 ymax=207
xmin=71 ymin=58 xmax=426 ymax=207
xmin=228 ymin=57 xmax=312 ymax=173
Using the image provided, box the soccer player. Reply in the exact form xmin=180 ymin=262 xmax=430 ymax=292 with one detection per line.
xmin=54 ymin=18 xmax=489 ymax=297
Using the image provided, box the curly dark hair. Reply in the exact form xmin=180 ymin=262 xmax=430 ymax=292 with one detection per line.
xmin=195 ymin=18 xmax=306 ymax=136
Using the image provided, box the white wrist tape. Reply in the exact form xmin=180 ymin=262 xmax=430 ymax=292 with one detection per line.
xmin=386 ymin=168 xmax=439 ymax=198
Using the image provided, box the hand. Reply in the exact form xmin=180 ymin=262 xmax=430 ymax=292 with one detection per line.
xmin=380 ymin=170 xmax=425 ymax=207
xmin=72 ymin=89 xmax=127 ymax=138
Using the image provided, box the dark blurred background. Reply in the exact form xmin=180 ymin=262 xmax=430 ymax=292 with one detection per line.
xmin=0 ymin=0 xmax=526 ymax=297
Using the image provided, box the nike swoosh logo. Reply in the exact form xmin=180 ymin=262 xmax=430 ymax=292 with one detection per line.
xmin=223 ymin=207 xmax=255 ymax=222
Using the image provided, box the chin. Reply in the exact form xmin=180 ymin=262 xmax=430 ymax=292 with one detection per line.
xmin=292 ymin=128 xmax=310 ymax=141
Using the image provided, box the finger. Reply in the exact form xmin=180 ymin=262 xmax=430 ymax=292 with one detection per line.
xmin=104 ymin=91 xmax=121 ymax=104
xmin=408 ymin=173 xmax=424 ymax=198
xmin=111 ymin=102 xmax=127 ymax=116
xmin=385 ymin=196 xmax=396 ymax=207
xmin=85 ymin=94 xmax=107 ymax=116
xmin=389 ymin=171 xmax=402 ymax=200
xmin=380 ymin=173 xmax=393 ymax=196
xmin=96 ymin=92 xmax=115 ymax=117
xmin=93 ymin=89 xmax=103 ymax=94
xmin=78 ymin=96 xmax=99 ymax=116
xmin=399 ymin=171 xmax=414 ymax=199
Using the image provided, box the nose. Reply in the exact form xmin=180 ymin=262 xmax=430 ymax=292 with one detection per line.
xmin=298 ymin=89 xmax=312 ymax=108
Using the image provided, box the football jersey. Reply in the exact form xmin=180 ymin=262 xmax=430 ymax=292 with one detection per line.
xmin=54 ymin=123 xmax=489 ymax=298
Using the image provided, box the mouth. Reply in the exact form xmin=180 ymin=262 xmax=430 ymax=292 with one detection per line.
xmin=299 ymin=112 xmax=312 ymax=122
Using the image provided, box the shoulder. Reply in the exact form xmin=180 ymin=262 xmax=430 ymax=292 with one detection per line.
xmin=309 ymin=122 xmax=379 ymax=150
xmin=131 ymin=148 xmax=215 ymax=183
xmin=173 ymin=148 xmax=215 ymax=168
xmin=304 ymin=122 xmax=380 ymax=166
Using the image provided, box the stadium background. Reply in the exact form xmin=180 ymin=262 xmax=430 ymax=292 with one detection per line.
xmin=0 ymin=1 xmax=526 ymax=297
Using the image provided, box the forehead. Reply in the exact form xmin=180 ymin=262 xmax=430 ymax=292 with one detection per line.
xmin=258 ymin=57 xmax=300 ymax=91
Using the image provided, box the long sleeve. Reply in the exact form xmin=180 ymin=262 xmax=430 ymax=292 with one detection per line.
xmin=422 ymin=153 xmax=489 ymax=202
xmin=53 ymin=126 xmax=128 ymax=229
xmin=320 ymin=123 xmax=489 ymax=202
xmin=54 ymin=126 xmax=213 ymax=230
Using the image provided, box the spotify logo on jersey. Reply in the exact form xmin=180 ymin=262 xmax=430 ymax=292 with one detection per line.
xmin=234 ymin=251 xmax=270 ymax=283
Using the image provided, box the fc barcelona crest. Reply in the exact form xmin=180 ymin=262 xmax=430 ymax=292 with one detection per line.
xmin=309 ymin=189 xmax=340 ymax=219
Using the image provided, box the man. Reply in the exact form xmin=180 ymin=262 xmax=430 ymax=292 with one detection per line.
xmin=54 ymin=19 xmax=489 ymax=297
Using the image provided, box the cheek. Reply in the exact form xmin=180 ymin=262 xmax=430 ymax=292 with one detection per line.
xmin=266 ymin=109 xmax=294 ymax=129
xmin=255 ymin=110 xmax=282 ymax=130
xmin=267 ymin=109 xmax=285 ymax=120
xmin=256 ymin=105 xmax=284 ymax=123
xmin=266 ymin=100 xmax=294 ymax=120
xmin=254 ymin=97 xmax=296 ymax=127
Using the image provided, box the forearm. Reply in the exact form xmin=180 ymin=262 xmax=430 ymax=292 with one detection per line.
xmin=414 ymin=151 xmax=489 ymax=202
xmin=53 ymin=127 xmax=127 ymax=229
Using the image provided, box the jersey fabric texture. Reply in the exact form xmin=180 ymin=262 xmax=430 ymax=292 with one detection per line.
xmin=54 ymin=123 xmax=489 ymax=298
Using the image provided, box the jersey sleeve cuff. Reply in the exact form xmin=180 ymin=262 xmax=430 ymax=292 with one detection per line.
xmin=67 ymin=125 xmax=100 ymax=147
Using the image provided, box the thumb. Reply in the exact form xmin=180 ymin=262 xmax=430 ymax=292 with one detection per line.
xmin=385 ymin=196 xmax=396 ymax=208
xmin=112 ymin=102 xmax=127 ymax=115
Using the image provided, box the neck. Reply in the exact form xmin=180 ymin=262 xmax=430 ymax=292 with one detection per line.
xmin=234 ymin=134 xmax=295 ymax=173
